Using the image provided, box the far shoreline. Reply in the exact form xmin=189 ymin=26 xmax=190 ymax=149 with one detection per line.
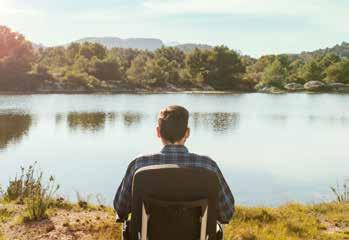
xmin=1 ymin=89 xmax=348 ymax=95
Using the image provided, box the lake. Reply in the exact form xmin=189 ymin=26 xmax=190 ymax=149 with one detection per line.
xmin=0 ymin=93 xmax=348 ymax=206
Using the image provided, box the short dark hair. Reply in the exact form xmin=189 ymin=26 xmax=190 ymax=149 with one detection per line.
xmin=158 ymin=105 xmax=189 ymax=143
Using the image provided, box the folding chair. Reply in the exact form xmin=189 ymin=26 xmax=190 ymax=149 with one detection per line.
xmin=124 ymin=164 xmax=222 ymax=240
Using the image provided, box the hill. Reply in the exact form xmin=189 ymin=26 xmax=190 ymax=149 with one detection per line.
xmin=75 ymin=37 xmax=164 ymax=51
xmin=175 ymin=43 xmax=213 ymax=52
xmin=300 ymin=41 xmax=349 ymax=58
xmin=73 ymin=37 xmax=213 ymax=52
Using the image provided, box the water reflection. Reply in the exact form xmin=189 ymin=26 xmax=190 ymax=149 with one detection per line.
xmin=0 ymin=113 xmax=32 ymax=149
xmin=55 ymin=113 xmax=64 ymax=125
xmin=307 ymin=115 xmax=349 ymax=126
xmin=261 ymin=114 xmax=288 ymax=127
xmin=64 ymin=112 xmax=145 ymax=132
xmin=192 ymin=112 xmax=240 ymax=134
xmin=122 ymin=112 xmax=143 ymax=128
xmin=67 ymin=112 xmax=107 ymax=132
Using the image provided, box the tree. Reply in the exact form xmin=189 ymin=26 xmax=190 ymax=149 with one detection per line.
xmin=0 ymin=25 xmax=35 ymax=91
xmin=67 ymin=43 xmax=81 ymax=62
xmin=324 ymin=60 xmax=349 ymax=83
xmin=126 ymin=54 xmax=149 ymax=85
xmin=143 ymin=57 xmax=169 ymax=86
xmin=186 ymin=48 xmax=211 ymax=83
xmin=320 ymin=53 xmax=340 ymax=69
xmin=155 ymin=47 xmax=185 ymax=68
xmin=152 ymin=47 xmax=186 ymax=84
xmin=300 ymin=60 xmax=323 ymax=82
xmin=89 ymin=56 xmax=122 ymax=81
xmin=206 ymin=46 xmax=245 ymax=90
xmin=71 ymin=56 xmax=91 ymax=73
xmin=79 ymin=42 xmax=107 ymax=60
xmin=287 ymin=59 xmax=305 ymax=83
xmin=37 ymin=47 xmax=69 ymax=68
xmin=261 ymin=59 xmax=287 ymax=87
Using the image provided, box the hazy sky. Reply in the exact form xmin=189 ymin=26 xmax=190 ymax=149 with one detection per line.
xmin=1 ymin=0 xmax=348 ymax=57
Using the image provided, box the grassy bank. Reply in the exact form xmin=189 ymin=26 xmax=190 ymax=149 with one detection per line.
xmin=0 ymin=165 xmax=348 ymax=240
xmin=0 ymin=201 xmax=349 ymax=240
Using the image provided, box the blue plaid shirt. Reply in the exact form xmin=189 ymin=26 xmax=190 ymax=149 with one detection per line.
xmin=113 ymin=145 xmax=235 ymax=223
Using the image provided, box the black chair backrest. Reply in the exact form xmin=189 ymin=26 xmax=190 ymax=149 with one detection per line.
xmin=130 ymin=164 xmax=220 ymax=240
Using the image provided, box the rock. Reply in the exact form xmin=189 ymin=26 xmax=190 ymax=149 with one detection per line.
xmin=284 ymin=83 xmax=304 ymax=91
xmin=327 ymin=83 xmax=349 ymax=93
xmin=259 ymin=86 xmax=285 ymax=94
xmin=304 ymin=81 xmax=326 ymax=91
xmin=269 ymin=86 xmax=285 ymax=94
xmin=328 ymin=82 xmax=346 ymax=87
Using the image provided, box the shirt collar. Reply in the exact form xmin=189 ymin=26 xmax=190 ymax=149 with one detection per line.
xmin=161 ymin=144 xmax=189 ymax=154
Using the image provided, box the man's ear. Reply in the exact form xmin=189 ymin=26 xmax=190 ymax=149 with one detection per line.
xmin=185 ymin=128 xmax=190 ymax=139
xmin=156 ymin=126 xmax=161 ymax=138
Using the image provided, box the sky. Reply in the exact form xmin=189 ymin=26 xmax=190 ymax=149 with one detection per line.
xmin=0 ymin=0 xmax=349 ymax=57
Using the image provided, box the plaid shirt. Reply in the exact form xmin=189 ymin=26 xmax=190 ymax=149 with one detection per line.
xmin=113 ymin=145 xmax=235 ymax=223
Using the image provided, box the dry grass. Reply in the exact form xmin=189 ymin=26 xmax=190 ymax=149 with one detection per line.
xmin=225 ymin=203 xmax=349 ymax=240
xmin=1 ymin=201 xmax=349 ymax=240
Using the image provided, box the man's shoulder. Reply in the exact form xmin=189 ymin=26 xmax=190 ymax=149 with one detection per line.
xmin=135 ymin=151 xmax=215 ymax=162
xmin=134 ymin=152 xmax=163 ymax=161
xmin=188 ymin=152 xmax=216 ymax=163
xmin=127 ymin=153 xmax=162 ymax=167
xmin=127 ymin=151 xmax=218 ymax=171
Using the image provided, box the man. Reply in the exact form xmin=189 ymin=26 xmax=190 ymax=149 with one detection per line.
xmin=114 ymin=105 xmax=235 ymax=226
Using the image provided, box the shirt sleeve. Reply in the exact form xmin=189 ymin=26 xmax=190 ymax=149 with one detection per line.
xmin=113 ymin=161 xmax=135 ymax=220
xmin=215 ymin=163 xmax=235 ymax=224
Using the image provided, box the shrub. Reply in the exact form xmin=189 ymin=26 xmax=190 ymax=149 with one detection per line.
xmin=76 ymin=191 xmax=93 ymax=209
xmin=22 ymin=174 xmax=60 ymax=222
xmin=331 ymin=179 xmax=349 ymax=203
xmin=4 ymin=164 xmax=60 ymax=222
xmin=4 ymin=164 xmax=41 ymax=203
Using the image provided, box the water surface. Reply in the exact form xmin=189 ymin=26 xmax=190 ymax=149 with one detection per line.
xmin=0 ymin=93 xmax=348 ymax=206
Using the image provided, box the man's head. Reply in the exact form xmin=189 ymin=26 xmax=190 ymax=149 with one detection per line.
xmin=157 ymin=105 xmax=190 ymax=145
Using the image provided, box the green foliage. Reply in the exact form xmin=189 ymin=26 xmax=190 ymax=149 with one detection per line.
xmin=206 ymin=46 xmax=245 ymax=90
xmin=1 ymin=25 xmax=349 ymax=92
xmin=4 ymin=164 xmax=40 ymax=202
xmin=325 ymin=60 xmax=349 ymax=84
xmin=302 ymin=41 xmax=349 ymax=59
xmin=143 ymin=57 xmax=169 ymax=86
xmin=262 ymin=59 xmax=287 ymax=87
xmin=126 ymin=53 xmax=149 ymax=85
xmin=23 ymin=174 xmax=59 ymax=222
xmin=0 ymin=25 xmax=35 ymax=91
xmin=89 ymin=56 xmax=122 ymax=81
xmin=320 ymin=53 xmax=341 ymax=69
xmin=300 ymin=60 xmax=324 ymax=82
xmin=155 ymin=47 xmax=185 ymax=68
xmin=79 ymin=42 xmax=107 ymax=60
xmin=186 ymin=48 xmax=211 ymax=83
xmin=287 ymin=59 xmax=305 ymax=83
xmin=63 ymin=70 xmax=106 ymax=90
xmin=3 ymin=164 xmax=60 ymax=222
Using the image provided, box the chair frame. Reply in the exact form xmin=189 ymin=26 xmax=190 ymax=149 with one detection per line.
xmin=140 ymin=198 xmax=209 ymax=240
xmin=129 ymin=164 xmax=221 ymax=240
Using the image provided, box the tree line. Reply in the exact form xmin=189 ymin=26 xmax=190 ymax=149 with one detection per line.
xmin=1 ymin=25 xmax=348 ymax=92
